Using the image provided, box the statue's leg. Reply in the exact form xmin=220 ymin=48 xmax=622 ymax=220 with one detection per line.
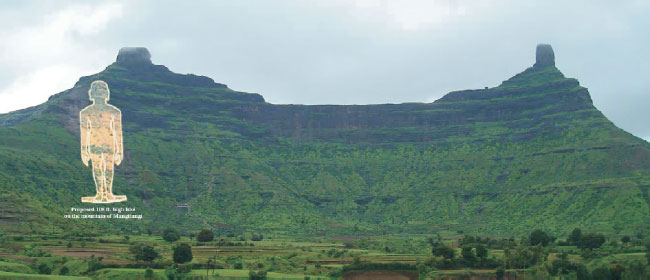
xmin=105 ymin=155 xmax=115 ymax=199
xmin=82 ymin=156 xmax=105 ymax=203
xmin=98 ymin=154 xmax=108 ymax=202
xmin=105 ymin=153 xmax=126 ymax=202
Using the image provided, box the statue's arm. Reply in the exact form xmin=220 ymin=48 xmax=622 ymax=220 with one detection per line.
xmin=80 ymin=113 xmax=90 ymax=166
xmin=113 ymin=111 xmax=124 ymax=165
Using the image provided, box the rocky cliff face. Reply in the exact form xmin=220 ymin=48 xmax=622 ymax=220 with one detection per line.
xmin=116 ymin=47 xmax=152 ymax=65
xmin=534 ymin=44 xmax=555 ymax=67
xmin=231 ymin=44 xmax=595 ymax=144
xmin=1 ymin=45 xmax=649 ymax=236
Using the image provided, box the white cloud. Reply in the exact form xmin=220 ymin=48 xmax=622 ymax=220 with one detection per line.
xmin=350 ymin=0 xmax=474 ymax=31
xmin=0 ymin=2 xmax=123 ymax=113
xmin=0 ymin=65 xmax=83 ymax=112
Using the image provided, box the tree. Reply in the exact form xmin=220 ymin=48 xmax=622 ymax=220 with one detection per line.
xmin=251 ymin=233 xmax=264 ymax=241
xmin=197 ymin=229 xmax=214 ymax=242
xmin=163 ymin=228 xmax=180 ymax=243
xmin=129 ymin=243 xmax=160 ymax=262
xmin=610 ymin=264 xmax=624 ymax=280
xmin=504 ymin=245 xmax=546 ymax=269
xmin=86 ymin=255 xmax=103 ymax=272
xmin=496 ymin=267 xmax=505 ymax=280
xmin=176 ymin=263 xmax=192 ymax=274
xmin=548 ymin=258 xmax=579 ymax=276
xmin=475 ymin=244 xmax=488 ymax=259
xmin=621 ymin=236 xmax=630 ymax=244
xmin=429 ymin=236 xmax=455 ymax=259
xmin=575 ymin=264 xmax=590 ymax=280
xmin=165 ymin=267 xmax=179 ymax=280
xmin=432 ymin=244 xmax=455 ymax=259
xmin=144 ymin=268 xmax=154 ymax=279
xmin=578 ymin=233 xmax=605 ymax=250
xmin=461 ymin=246 xmax=476 ymax=262
xmin=37 ymin=262 xmax=52 ymax=274
xmin=173 ymin=243 xmax=193 ymax=264
xmin=249 ymin=270 xmax=267 ymax=280
xmin=529 ymin=229 xmax=553 ymax=247
xmin=568 ymin=228 xmax=582 ymax=245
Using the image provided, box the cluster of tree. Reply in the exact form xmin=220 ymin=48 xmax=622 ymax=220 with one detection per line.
xmin=546 ymin=253 xmax=588 ymax=277
xmin=162 ymin=228 xmax=180 ymax=243
xmin=428 ymin=236 xmax=500 ymax=269
xmin=567 ymin=228 xmax=606 ymax=250
xmin=429 ymin=236 xmax=455 ymax=260
xmin=458 ymin=244 xmax=498 ymax=268
xmin=216 ymin=240 xmax=255 ymax=247
xmin=172 ymin=243 xmax=193 ymax=264
xmin=249 ymin=270 xmax=268 ymax=280
xmin=548 ymin=254 xmax=647 ymax=280
xmin=86 ymin=255 xmax=104 ymax=273
xmin=503 ymin=245 xmax=547 ymax=269
xmin=523 ymin=228 xmax=605 ymax=251
xmin=196 ymin=228 xmax=214 ymax=242
xmin=529 ymin=229 xmax=556 ymax=247
xmin=143 ymin=268 xmax=154 ymax=279
xmin=167 ymin=227 xmax=265 ymax=245
xmin=164 ymin=263 xmax=193 ymax=280
xmin=331 ymin=258 xmax=417 ymax=277
xmin=36 ymin=262 xmax=52 ymax=275
xmin=251 ymin=233 xmax=264 ymax=241
xmin=129 ymin=243 xmax=160 ymax=262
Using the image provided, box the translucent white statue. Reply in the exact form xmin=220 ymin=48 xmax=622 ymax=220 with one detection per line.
xmin=80 ymin=80 xmax=127 ymax=203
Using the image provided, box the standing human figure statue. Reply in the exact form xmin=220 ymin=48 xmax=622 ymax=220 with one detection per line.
xmin=80 ymin=80 xmax=127 ymax=203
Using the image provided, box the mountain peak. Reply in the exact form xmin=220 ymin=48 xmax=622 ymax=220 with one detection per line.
xmin=534 ymin=44 xmax=555 ymax=67
xmin=116 ymin=47 xmax=152 ymax=65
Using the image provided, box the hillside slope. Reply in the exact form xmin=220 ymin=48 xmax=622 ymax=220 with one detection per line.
xmin=1 ymin=45 xmax=649 ymax=236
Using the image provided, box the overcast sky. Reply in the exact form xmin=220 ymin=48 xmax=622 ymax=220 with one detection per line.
xmin=0 ymin=0 xmax=648 ymax=141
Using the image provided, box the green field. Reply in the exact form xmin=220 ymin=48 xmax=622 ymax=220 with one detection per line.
xmin=1 ymin=229 xmax=649 ymax=279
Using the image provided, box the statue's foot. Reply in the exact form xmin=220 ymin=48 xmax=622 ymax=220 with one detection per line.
xmin=82 ymin=194 xmax=126 ymax=203
xmin=82 ymin=195 xmax=102 ymax=203
xmin=109 ymin=195 xmax=126 ymax=202
xmin=105 ymin=194 xmax=127 ymax=203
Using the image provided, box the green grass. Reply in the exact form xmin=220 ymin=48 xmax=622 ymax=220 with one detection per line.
xmin=0 ymin=261 xmax=33 ymax=274
xmin=0 ymin=271 xmax=89 ymax=279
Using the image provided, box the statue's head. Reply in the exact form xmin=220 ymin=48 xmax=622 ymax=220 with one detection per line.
xmin=89 ymin=80 xmax=110 ymax=102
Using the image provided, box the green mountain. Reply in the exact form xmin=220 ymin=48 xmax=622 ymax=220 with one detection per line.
xmin=1 ymin=44 xmax=649 ymax=237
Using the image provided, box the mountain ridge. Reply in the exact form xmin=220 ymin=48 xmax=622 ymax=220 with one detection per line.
xmin=1 ymin=44 xmax=649 ymax=237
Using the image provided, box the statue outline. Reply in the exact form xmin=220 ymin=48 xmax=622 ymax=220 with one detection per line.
xmin=80 ymin=80 xmax=127 ymax=203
